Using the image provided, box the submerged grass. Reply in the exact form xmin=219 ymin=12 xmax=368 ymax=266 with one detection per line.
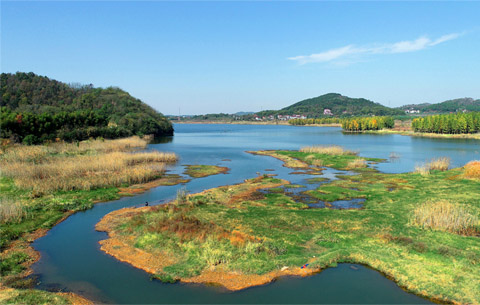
xmin=100 ymin=149 xmax=480 ymax=304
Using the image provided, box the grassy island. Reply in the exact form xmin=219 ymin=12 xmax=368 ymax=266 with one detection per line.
xmin=97 ymin=146 xmax=479 ymax=304
xmin=184 ymin=165 xmax=229 ymax=178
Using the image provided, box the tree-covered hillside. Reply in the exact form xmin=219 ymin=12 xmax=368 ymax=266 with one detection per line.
xmin=1 ymin=72 xmax=173 ymax=143
xmin=257 ymin=93 xmax=403 ymax=117
xmin=398 ymin=98 xmax=480 ymax=113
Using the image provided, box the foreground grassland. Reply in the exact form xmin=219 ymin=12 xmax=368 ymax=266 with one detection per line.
xmin=184 ymin=165 xmax=229 ymax=178
xmin=98 ymin=147 xmax=479 ymax=304
xmin=0 ymin=137 xmax=181 ymax=304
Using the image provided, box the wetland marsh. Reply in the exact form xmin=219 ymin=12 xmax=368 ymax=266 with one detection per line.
xmin=14 ymin=124 xmax=480 ymax=303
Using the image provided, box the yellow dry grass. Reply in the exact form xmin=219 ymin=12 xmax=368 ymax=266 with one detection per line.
xmin=414 ymin=164 xmax=430 ymax=176
xmin=427 ymin=157 xmax=450 ymax=171
xmin=0 ymin=198 xmax=25 ymax=223
xmin=0 ymin=136 xmax=148 ymax=163
xmin=0 ymin=137 xmax=178 ymax=195
xmin=464 ymin=160 xmax=480 ymax=179
xmin=411 ymin=200 xmax=478 ymax=235
xmin=414 ymin=157 xmax=450 ymax=176
xmin=300 ymin=145 xmax=356 ymax=155
xmin=347 ymin=159 xmax=367 ymax=168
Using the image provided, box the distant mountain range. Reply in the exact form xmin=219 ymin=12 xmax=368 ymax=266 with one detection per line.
xmin=397 ymin=98 xmax=480 ymax=113
xmin=174 ymin=94 xmax=479 ymax=122
xmin=257 ymin=93 xmax=404 ymax=117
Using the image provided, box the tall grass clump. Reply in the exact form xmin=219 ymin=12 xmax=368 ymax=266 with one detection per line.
xmin=347 ymin=159 xmax=367 ymax=168
xmin=0 ymin=198 xmax=26 ymax=223
xmin=414 ymin=157 xmax=450 ymax=175
xmin=414 ymin=164 xmax=430 ymax=176
xmin=175 ymin=187 xmax=189 ymax=205
xmin=464 ymin=161 xmax=480 ymax=179
xmin=412 ymin=200 xmax=478 ymax=235
xmin=300 ymin=145 xmax=356 ymax=156
xmin=427 ymin=157 xmax=450 ymax=171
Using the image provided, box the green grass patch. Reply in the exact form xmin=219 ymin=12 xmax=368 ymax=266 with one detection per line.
xmin=183 ymin=165 xmax=229 ymax=178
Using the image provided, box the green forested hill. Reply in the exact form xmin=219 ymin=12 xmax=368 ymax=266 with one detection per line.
xmin=398 ymin=98 xmax=480 ymax=113
xmin=1 ymin=72 xmax=173 ymax=143
xmin=422 ymin=98 xmax=480 ymax=113
xmin=257 ymin=93 xmax=403 ymax=117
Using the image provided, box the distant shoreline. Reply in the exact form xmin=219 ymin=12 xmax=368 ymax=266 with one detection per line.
xmin=174 ymin=121 xmax=480 ymax=140
xmin=173 ymin=121 xmax=341 ymax=127
xmin=354 ymin=129 xmax=480 ymax=140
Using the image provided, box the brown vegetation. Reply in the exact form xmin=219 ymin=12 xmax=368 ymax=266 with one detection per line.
xmin=464 ymin=161 xmax=480 ymax=179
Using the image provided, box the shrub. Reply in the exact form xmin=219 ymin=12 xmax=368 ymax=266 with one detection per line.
xmin=464 ymin=160 xmax=480 ymax=179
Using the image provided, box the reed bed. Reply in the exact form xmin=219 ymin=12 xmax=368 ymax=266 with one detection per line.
xmin=0 ymin=137 xmax=178 ymax=195
xmin=412 ymin=200 xmax=478 ymax=235
xmin=464 ymin=160 xmax=480 ymax=179
xmin=1 ymin=152 xmax=175 ymax=194
xmin=0 ymin=198 xmax=26 ymax=223
xmin=347 ymin=159 xmax=367 ymax=168
xmin=300 ymin=145 xmax=356 ymax=155
xmin=0 ymin=136 xmax=148 ymax=163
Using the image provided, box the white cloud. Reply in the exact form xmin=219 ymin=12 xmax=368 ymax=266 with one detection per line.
xmin=288 ymin=33 xmax=463 ymax=65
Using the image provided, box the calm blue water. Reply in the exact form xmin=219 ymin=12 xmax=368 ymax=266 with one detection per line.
xmin=32 ymin=124 xmax=479 ymax=304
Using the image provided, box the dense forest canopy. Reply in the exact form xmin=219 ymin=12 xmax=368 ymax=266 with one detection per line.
xmin=0 ymin=72 xmax=173 ymax=143
xmin=257 ymin=93 xmax=404 ymax=117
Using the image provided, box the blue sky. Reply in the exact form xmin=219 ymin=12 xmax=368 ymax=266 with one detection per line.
xmin=2 ymin=1 xmax=479 ymax=115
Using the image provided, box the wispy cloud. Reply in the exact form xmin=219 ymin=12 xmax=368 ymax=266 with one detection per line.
xmin=288 ymin=33 xmax=463 ymax=65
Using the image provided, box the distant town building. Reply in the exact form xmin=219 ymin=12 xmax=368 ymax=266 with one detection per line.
xmin=323 ymin=109 xmax=333 ymax=116
xmin=405 ymin=109 xmax=420 ymax=114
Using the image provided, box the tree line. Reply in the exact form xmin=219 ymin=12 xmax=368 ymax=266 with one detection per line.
xmin=342 ymin=116 xmax=395 ymax=131
xmin=0 ymin=108 xmax=132 ymax=144
xmin=288 ymin=118 xmax=342 ymax=125
xmin=412 ymin=112 xmax=480 ymax=134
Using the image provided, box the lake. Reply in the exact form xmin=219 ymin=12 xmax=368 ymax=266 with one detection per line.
xmin=32 ymin=124 xmax=479 ymax=303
